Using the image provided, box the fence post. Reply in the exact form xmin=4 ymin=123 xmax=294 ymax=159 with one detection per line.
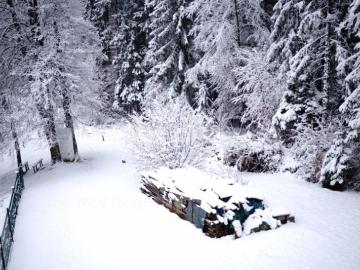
xmin=0 ymin=238 xmax=6 ymax=270
xmin=6 ymin=210 xmax=13 ymax=243
xmin=19 ymin=170 xmax=24 ymax=190
xmin=16 ymin=170 xmax=23 ymax=191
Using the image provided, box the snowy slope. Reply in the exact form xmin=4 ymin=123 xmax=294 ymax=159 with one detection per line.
xmin=4 ymin=126 xmax=360 ymax=270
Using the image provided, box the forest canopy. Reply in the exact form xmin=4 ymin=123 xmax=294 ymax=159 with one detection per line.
xmin=0 ymin=0 xmax=359 ymax=190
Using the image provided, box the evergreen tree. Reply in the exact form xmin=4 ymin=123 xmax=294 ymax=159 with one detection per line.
xmin=89 ymin=0 xmax=113 ymax=57
xmin=144 ymin=0 xmax=191 ymax=100
xmin=87 ymin=0 xmax=123 ymax=116
xmin=271 ymin=0 xmax=348 ymax=144
xmin=340 ymin=0 xmax=360 ymax=145
xmin=268 ymin=0 xmax=304 ymax=75
xmin=112 ymin=1 xmax=147 ymax=113
xmin=321 ymin=0 xmax=360 ymax=190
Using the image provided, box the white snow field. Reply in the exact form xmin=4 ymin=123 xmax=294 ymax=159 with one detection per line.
xmin=1 ymin=127 xmax=359 ymax=270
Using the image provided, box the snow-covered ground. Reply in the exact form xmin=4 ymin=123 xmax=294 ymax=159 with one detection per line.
xmin=0 ymin=132 xmax=49 ymax=227
xmin=1 ymin=126 xmax=359 ymax=270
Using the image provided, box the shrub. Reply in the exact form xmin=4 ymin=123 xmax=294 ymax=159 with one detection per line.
xmin=320 ymin=133 xmax=360 ymax=191
xmin=128 ymin=97 xmax=213 ymax=170
xmin=290 ymin=120 xmax=339 ymax=183
xmin=218 ymin=131 xmax=283 ymax=173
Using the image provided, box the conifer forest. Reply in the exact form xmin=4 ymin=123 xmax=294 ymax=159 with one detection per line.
xmin=0 ymin=1 xmax=359 ymax=269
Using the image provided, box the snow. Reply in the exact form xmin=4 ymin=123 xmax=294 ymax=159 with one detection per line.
xmin=0 ymin=132 xmax=49 ymax=199
xmin=0 ymin=126 xmax=359 ymax=270
xmin=56 ymin=127 xmax=75 ymax=162
xmin=0 ymin=195 xmax=10 ymax=228
xmin=243 ymin=209 xmax=280 ymax=236
xmin=0 ymin=130 xmax=51 ymax=227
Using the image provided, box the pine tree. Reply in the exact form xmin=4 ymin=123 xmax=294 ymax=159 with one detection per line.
xmin=321 ymin=132 xmax=351 ymax=190
xmin=112 ymin=1 xmax=147 ymax=113
xmin=271 ymin=0 xmax=347 ymax=144
xmin=268 ymin=0 xmax=304 ymax=75
xmin=144 ymin=0 xmax=191 ymax=100
xmin=321 ymin=0 xmax=360 ymax=190
xmin=89 ymin=0 xmax=113 ymax=57
xmin=87 ymin=0 xmax=137 ymax=116
xmin=340 ymin=0 xmax=360 ymax=144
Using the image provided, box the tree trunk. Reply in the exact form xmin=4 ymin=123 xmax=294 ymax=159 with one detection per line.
xmin=324 ymin=0 xmax=338 ymax=114
xmin=47 ymin=114 xmax=62 ymax=164
xmin=6 ymin=0 xmax=27 ymax=55
xmin=2 ymin=95 xmax=23 ymax=168
xmin=47 ymin=90 xmax=62 ymax=163
xmin=62 ymin=92 xmax=79 ymax=161
xmin=11 ymin=122 xmax=22 ymax=168
xmin=36 ymin=89 xmax=62 ymax=164
xmin=28 ymin=0 xmax=43 ymax=46
xmin=233 ymin=0 xmax=241 ymax=46
xmin=43 ymin=108 xmax=62 ymax=163
xmin=53 ymin=19 xmax=79 ymax=162
xmin=87 ymin=0 xmax=95 ymax=19
xmin=6 ymin=0 xmax=20 ymax=32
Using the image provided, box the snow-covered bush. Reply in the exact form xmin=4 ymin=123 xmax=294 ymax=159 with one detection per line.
xmin=128 ymin=97 xmax=213 ymax=169
xmin=216 ymin=132 xmax=283 ymax=173
xmin=320 ymin=133 xmax=360 ymax=191
xmin=290 ymin=120 xmax=339 ymax=183
xmin=320 ymin=134 xmax=350 ymax=191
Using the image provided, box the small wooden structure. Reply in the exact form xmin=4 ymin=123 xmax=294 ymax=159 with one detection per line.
xmin=140 ymin=167 xmax=295 ymax=238
xmin=20 ymin=162 xmax=29 ymax=175
xmin=32 ymin=159 xmax=44 ymax=173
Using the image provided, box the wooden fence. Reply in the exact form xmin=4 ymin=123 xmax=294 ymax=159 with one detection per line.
xmin=0 ymin=170 xmax=25 ymax=270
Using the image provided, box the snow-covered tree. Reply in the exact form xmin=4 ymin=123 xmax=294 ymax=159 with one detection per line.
xmin=0 ymin=0 xmax=101 ymax=163
xmin=271 ymin=0 xmax=348 ymax=144
xmin=321 ymin=0 xmax=360 ymax=190
xmin=0 ymin=0 xmax=44 ymax=161
xmin=186 ymin=0 xmax=271 ymax=125
xmin=86 ymin=0 xmax=123 ymax=117
xmin=267 ymin=0 xmax=304 ymax=76
xmin=39 ymin=0 xmax=101 ymax=161
xmin=233 ymin=49 xmax=285 ymax=131
xmin=144 ymin=0 xmax=192 ymax=100
xmin=320 ymin=132 xmax=351 ymax=190
xmin=112 ymin=1 xmax=147 ymax=113
xmin=88 ymin=0 xmax=113 ymax=56
xmin=340 ymin=0 xmax=360 ymax=144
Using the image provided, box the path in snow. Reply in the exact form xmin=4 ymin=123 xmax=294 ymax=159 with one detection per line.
xmin=6 ymin=126 xmax=360 ymax=270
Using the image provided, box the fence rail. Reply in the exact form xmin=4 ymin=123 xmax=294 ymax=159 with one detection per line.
xmin=0 ymin=170 xmax=25 ymax=270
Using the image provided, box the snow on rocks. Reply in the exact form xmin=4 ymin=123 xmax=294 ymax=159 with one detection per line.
xmin=243 ymin=208 xmax=280 ymax=236
xmin=140 ymin=167 xmax=295 ymax=238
